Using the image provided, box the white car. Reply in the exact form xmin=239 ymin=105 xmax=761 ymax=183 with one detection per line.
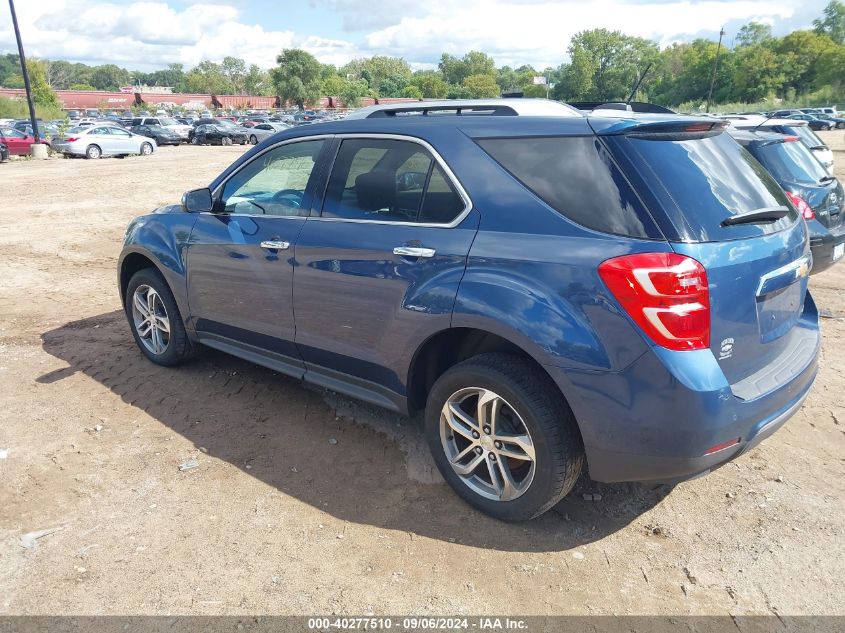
xmin=130 ymin=116 xmax=191 ymax=141
xmin=51 ymin=125 xmax=156 ymax=159
xmin=246 ymin=122 xmax=291 ymax=144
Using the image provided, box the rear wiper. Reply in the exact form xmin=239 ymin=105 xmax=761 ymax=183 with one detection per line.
xmin=721 ymin=206 xmax=789 ymax=227
xmin=810 ymin=145 xmax=829 ymax=151
xmin=819 ymin=175 xmax=835 ymax=184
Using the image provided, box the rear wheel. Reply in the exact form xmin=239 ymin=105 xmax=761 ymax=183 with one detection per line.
xmin=140 ymin=142 xmax=153 ymax=156
xmin=190 ymin=137 xmax=200 ymax=145
xmin=125 ymin=268 xmax=194 ymax=366
xmin=837 ymin=122 xmax=845 ymax=129
xmin=222 ymin=136 xmax=233 ymax=146
xmin=250 ymin=135 xmax=258 ymax=145
xmin=424 ymin=353 xmax=584 ymax=521
xmin=85 ymin=144 xmax=101 ymax=159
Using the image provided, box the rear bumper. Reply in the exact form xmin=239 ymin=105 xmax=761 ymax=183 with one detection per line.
xmin=546 ymin=299 xmax=820 ymax=484
xmin=809 ymin=221 xmax=845 ymax=274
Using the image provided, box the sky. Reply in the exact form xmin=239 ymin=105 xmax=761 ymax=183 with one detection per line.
xmin=0 ymin=0 xmax=832 ymax=72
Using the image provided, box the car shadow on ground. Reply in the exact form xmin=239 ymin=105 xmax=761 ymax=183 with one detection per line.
xmin=38 ymin=310 xmax=672 ymax=553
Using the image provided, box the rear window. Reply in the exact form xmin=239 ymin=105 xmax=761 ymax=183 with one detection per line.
xmin=788 ymin=125 xmax=826 ymax=149
xmin=751 ymin=140 xmax=829 ymax=186
xmin=617 ymin=132 xmax=797 ymax=242
xmin=476 ymin=136 xmax=661 ymax=239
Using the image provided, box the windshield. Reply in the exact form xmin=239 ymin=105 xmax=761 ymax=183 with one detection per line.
xmin=158 ymin=118 xmax=178 ymax=126
xmin=215 ymin=120 xmax=237 ymax=128
xmin=754 ymin=140 xmax=830 ymax=186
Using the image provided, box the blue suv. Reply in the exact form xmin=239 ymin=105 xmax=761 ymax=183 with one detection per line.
xmin=119 ymin=100 xmax=819 ymax=521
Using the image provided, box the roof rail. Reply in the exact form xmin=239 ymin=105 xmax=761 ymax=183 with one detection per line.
xmin=344 ymin=99 xmax=582 ymax=120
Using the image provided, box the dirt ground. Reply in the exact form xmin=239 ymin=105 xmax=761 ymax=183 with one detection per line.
xmin=0 ymin=134 xmax=843 ymax=618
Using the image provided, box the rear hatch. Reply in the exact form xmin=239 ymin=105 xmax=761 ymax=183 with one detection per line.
xmin=597 ymin=119 xmax=811 ymax=388
xmin=746 ymin=136 xmax=843 ymax=231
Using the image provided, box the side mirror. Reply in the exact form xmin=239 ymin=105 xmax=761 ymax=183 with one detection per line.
xmin=397 ymin=171 xmax=427 ymax=192
xmin=181 ymin=187 xmax=213 ymax=213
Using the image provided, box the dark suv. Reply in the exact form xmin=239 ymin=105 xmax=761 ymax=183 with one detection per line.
xmin=119 ymin=100 xmax=819 ymax=521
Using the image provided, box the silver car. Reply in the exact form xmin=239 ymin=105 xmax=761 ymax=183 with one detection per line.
xmin=246 ymin=122 xmax=290 ymax=145
xmin=51 ymin=125 xmax=157 ymax=159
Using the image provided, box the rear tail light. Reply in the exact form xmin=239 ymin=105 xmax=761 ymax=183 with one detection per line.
xmin=65 ymin=137 xmax=79 ymax=142
xmin=785 ymin=191 xmax=815 ymax=220
xmin=598 ymin=253 xmax=710 ymax=351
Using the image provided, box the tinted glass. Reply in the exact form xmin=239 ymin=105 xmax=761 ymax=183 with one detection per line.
xmin=221 ymin=139 xmax=324 ymax=217
xmin=477 ymin=136 xmax=660 ymax=238
xmin=419 ymin=165 xmax=465 ymax=224
xmin=620 ymin=132 xmax=797 ymax=241
xmin=788 ymin=125 xmax=825 ymax=149
xmin=753 ymin=140 xmax=829 ymax=186
xmin=110 ymin=128 xmax=130 ymax=136
xmin=323 ymin=138 xmax=463 ymax=223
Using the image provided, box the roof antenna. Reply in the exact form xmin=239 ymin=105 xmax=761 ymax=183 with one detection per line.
xmin=626 ymin=63 xmax=652 ymax=104
xmin=751 ymin=114 xmax=778 ymax=131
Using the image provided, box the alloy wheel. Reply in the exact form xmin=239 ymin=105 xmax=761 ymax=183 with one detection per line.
xmin=131 ymin=284 xmax=171 ymax=355
xmin=439 ymin=387 xmax=536 ymax=502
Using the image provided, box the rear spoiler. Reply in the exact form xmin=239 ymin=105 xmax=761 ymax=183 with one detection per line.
xmin=570 ymin=101 xmax=676 ymax=114
xmin=595 ymin=119 xmax=729 ymax=139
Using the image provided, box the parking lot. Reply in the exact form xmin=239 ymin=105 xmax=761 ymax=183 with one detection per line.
xmin=0 ymin=140 xmax=843 ymax=616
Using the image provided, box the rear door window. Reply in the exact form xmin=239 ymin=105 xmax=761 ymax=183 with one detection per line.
xmin=476 ymin=136 xmax=662 ymax=239
xmin=321 ymin=138 xmax=466 ymax=224
xmin=614 ymin=132 xmax=797 ymax=242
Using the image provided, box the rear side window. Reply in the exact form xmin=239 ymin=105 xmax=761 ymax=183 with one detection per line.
xmin=751 ymin=140 xmax=828 ymax=186
xmin=618 ymin=132 xmax=797 ymax=242
xmin=322 ymin=138 xmax=465 ymax=224
xmin=476 ymin=136 xmax=661 ymax=239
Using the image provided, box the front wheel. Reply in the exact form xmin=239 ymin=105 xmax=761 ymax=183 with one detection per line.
xmin=424 ymin=353 xmax=584 ymax=521
xmin=140 ymin=142 xmax=153 ymax=156
xmin=221 ymin=136 xmax=233 ymax=146
xmin=837 ymin=122 xmax=845 ymax=129
xmin=125 ymin=268 xmax=195 ymax=366
xmin=249 ymin=135 xmax=258 ymax=145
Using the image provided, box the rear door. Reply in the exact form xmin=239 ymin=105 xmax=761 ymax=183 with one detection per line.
xmin=0 ymin=127 xmax=30 ymax=155
xmin=293 ymin=135 xmax=478 ymax=406
xmin=605 ymin=127 xmax=811 ymax=389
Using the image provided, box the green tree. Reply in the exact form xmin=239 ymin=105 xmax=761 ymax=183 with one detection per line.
xmin=90 ymin=64 xmax=130 ymax=90
xmin=736 ymin=22 xmax=774 ymax=47
xmin=814 ymin=0 xmax=845 ymax=44
xmin=0 ymin=54 xmax=19 ymax=86
xmin=556 ymin=29 xmax=659 ymax=101
xmin=185 ymin=60 xmax=228 ymax=94
xmin=776 ymin=30 xmax=836 ymax=94
xmin=378 ymin=73 xmax=409 ymax=97
xmin=27 ymin=59 xmax=60 ymax=108
xmin=727 ymin=44 xmax=785 ymax=101
xmin=439 ymin=51 xmax=495 ymax=85
xmin=338 ymin=78 xmax=368 ymax=108
xmin=271 ymin=48 xmax=322 ymax=109
xmin=402 ymin=85 xmax=422 ymax=99
xmin=462 ymin=73 xmax=500 ymax=98
xmin=321 ymin=73 xmax=346 ymax=96
xmin=361 ymin=56 xmax=411 ymax=91
xmin=221 ymin=56 xmax=247 ymax=94
xmin=410 ymin=71 xmax=448 ymax=98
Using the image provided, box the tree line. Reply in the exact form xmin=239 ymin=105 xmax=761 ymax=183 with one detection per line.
xmin=3 ymin=0 xmax=845 ymax=110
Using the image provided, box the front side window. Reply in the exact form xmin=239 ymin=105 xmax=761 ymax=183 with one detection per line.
xmin=321 ymin=138 xmax=465 ymax=224
xmin=220 ymin=139 xmax=325 ymax=217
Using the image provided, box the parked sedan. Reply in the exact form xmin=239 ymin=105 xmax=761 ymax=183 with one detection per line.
xmin=0 ymin=126 xmax=49 ymax=155
xmin=189 ymin=124 xmax=247 ymax=146
xmin=130 ymin=124 xmax=182 ymax=146
xmin=786 ymin=114 xmax=836 ymax=131
xmin=730 ymin=129 xmax=845 ymax=273
xmin=246 ymin=122 xmax=290 ymax=144
xmin=51 ymin=125 xmax=156 ymax=159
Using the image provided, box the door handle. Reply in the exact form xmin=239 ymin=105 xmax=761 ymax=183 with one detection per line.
xmin=260 ymin=240 xmax=290 ymax=250
xmin=393 ymin=246 xmax=436 ymax=258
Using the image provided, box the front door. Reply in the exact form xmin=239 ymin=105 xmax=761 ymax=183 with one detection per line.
xmin=293 ymin=136 xmax=479 ymax=407
xmin=186 ymin=138 xmax=329 ymax=373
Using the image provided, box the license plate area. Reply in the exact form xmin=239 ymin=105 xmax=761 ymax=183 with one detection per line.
xmin=757 ymin=281 xmax=803 ymax=343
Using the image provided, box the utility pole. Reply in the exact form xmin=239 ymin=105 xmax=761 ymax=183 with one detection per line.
xmin=545 ymin=68 xmax=551 ymax=99
xmin=7 ymin=0 xmax=41 ymax=144
xmin=705 ymin=27 xmax=726 ymax=113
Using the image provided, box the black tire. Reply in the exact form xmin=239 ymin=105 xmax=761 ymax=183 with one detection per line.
xmin=222 ymin=136 xmax=233 ymax=146
xmin=424 ymin=353 xmax=584 ymax=521
xmin=190 ymin=137 xmax=200 ymax=145
xmin=85 ymin=144 xmax=101 ymax=159
xmin=249 ymin=135 xmax=258 ymax=145
xmin=837 ymin=122 xmax=845 ymax=129
xmin=124 ymin=267 xmax=195 ymax=367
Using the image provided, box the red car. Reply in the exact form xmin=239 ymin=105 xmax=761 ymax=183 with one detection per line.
xmin=0 ymin=126 xmax=48 ymax=155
